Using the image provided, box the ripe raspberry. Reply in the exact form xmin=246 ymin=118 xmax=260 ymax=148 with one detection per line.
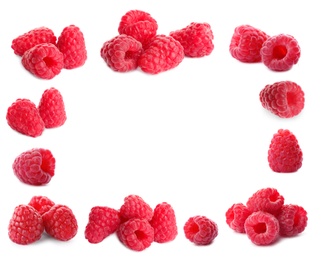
xmin=138 ymin=35 xmax=184 ymax=74
xmin=268 ymin=129 xmax=303 ymax=173
xmin=225 ymin=203 xmax=252 ymax=233
xmin=8 ymin=204 xmax=44 ymax=245
xmin=118 ymin=10 xmax=158 ymax=48
xmin=170 ymin=22 xmax=214 ymax=57
xmin=57 ymin=25 xmax=87 ymax=69
xmin=21 ymin=43 xmax=64 ymax=79
xmin=28 ymin=195 xmax=55 ymax=215
xmin=12 ymin=148 xmax=55 ymax=185
xmin=42 ymin=204 xmax=78 ymax=241
xmin=229 ymin=25 xmax=269 ymax=62
xmin=85 ymin=206 xmax=121 ymax=244
xmin=38 ymin=87 xmax=67 ymax=128
xmin=260 ymin=34 xmax=300 ymax=71
xmin=277 ymin=204 xmax=308 ymax=237
xmin=244 ymin=211 xmax=279 ymax=246
xmin=6 ymin=98 xmax=45 ymax=137
xmin=100 ymin=34 xmax=143 ymax=72
xmin=11 ymin=26 xmax=57 ymax=56
xmin=150 ymin=202 xmax=178 ymax=243
xmin=119 ymin=194 xmax=153 ymax=221
xmin=260 ymin=81 xmax=305 ymax=118
xmin=117 ymin=218 xmax=154 ymax=251
xmin=184 ymin=215 xmax=218 ymax=245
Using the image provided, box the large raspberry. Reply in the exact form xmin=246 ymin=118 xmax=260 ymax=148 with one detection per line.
xmin=225 ymin=203 xmax=251 ymax=233
xmin=170 ymin=22 xmax=214 ymax=57
xmin=28 ymin=195 xmax=55 ymax=215
xmin=260 ymin=81 xmax=305 ymax=118
xmin=12 ymin=148 xmax=55 ymax=185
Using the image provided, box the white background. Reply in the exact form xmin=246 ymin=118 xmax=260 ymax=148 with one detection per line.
xmin=0 ymin=0 xmax=319 ymax=259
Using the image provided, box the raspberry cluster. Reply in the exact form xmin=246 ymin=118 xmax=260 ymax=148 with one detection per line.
xmin=226 ymin=187 xmax=308 ymax=245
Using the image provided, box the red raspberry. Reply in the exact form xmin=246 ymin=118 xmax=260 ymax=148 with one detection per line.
xmin=138 ymin=35 xmax=184 ymax=74
xmin=150 ymin=202 xmax=178 ymax=243
xmin=268 ymin=129 xmax=303 ymax=173
xmin=12 ymin=148 xmax=55 ymax=185
xmin=225 ymin=203 xmax=251 ymax=233
xmin=57 ymin=25 xmax=87 ymax=69
xmin=42 ymin=204 xmax=78 ymax=241
xmin=6 ymin=98 xmax=45 ymax=137
xmin=21 ymin=43 xmax=64 ymax=79
xmin=229 ymin=25 xmax=269 ymax=62
xmin=277 ymin=204 xmax=308 ymax=237
xmin=170 ymin=22 xmax=214 ymax=57
xmin=100 ymin=34 xmax=143 ymax=72
xmin=85 ymin=206 xmax=121 ymax=244
xmin=117 ymin=218 xmax=154 ymax=251
xmin=28 ymin=195 xmax=55 ymax=215
xmin=259 ymin=81 xmax=305 ymax=118
xmin=184 ymin=215 xmax=218 ymax=245
xmin=260 ymin=34 xmax=300 ymax=71
xmin=244 ymin=211 xmax=279 ymax=246
xmin=38 ymin=87 xmax=67 ymax=128
xmin=8 ymin=204 xmax=44 ymax=245
xmin=11 ymin=26 xmax=57 ymax=56
xmin=118 ymin=10 xmax=158 ymax=48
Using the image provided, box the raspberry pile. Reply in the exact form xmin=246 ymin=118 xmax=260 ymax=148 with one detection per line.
xmin=101 ymin=9 xmax=214 ymax=74
xmin=226 ymin=187 xmax=308 ymax=245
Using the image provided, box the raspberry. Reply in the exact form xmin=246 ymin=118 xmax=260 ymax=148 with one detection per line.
xmin=260 ymin=34 xmax=300 ymax=71
xmin=57 ymin=25 xmax=87 ymax=69
xmin=28 ymin=195 xmax=55 ymax=215
xmin=118 ymin=10 xmax=158 ymax=48
xmin=183 ymin=215 xmax=218 ymax=245
xmin=150 ymin=202 xmax=178 ymax=243
xmin=277 ymin=204 xmax=308 ymax=237
xmin=100 ymin=34 xmax=143 ymax=72
xmin=268 ymin=129 xmax=303 ymax=173
xmin=38 ymin=87 xmax=67 ymax=128
xmin=229 ymin=25 xmax=269 ymax=62
xmin=21 ymin=43 xmax=64 ymax=79
xmin=8 ymin=204 xmax=44 ymax=245
xmin=170 ymin=22 xmax=214 ymax=57
xmin=12 ymin=148 xmax=56 ymax=185
xmin=42 ymin=204 xmax=78 ymax=241
xmin=6 ymin=98 xmax=45 ymax=137
xmin=225 ymin=203 xmax=251 ymax=233
xmin=259 ymin=81 xmax=305 ymax=118
xmin=85 ymin=206 xmax=121 ymax=244
xmin=11 ymin=26 xmax=57 ymax=56
xmin=117 ymin=218 xmax=154 ymax=251
xmin=138 ymin=35 xmax=184 ymax=74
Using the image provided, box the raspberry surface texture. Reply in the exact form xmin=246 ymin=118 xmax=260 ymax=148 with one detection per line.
xmin=260 ymin=34 xmax=300 ymax=71
xmin=28 ymin=195 xmax=55 ymax=215
xmin=225 ymin=203 xmax=251 ymax=233
xmin=260 ymin=81 xmax=305 ymax=118
xmin=268 ymin=129 xmax=303 ymax=173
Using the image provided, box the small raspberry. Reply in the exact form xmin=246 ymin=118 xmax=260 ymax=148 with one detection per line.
xmin=225 ymin=203 xmax=252 ymax=233
xmin=260 ymin=34 xmax=300 ymax=71
xmin=260 ymin=81 xmax=305 ymax=118
xmin=57 ymin=25 xmax=87 ymax=69
xmin=42 ymin=204 xmax=78 ymax=241
xmin=170 ymin=22 xmax=214 ymax=57
xmin=38 ymin=87 xmax=67 ymax=128
xmin=85 ymin=206 xmax=121 ymax=244
xmin=244 ymin=211 xmax=279 ymax=246
xmin=8 ymin=204 xmax=44 ymax=245
xmin=277 ymin=204 xmax=308 ymax=237
xmin=138 ymin=35 xmax=184 ymax=74
xmin=268 ymin=129 xmax=303 ymax=173
xmin=21 ymin=43 xmax=64 ymax=79
xmin=12 ymin=148 xmax=55 ymax=185
xmin=6 ymin=99 xmax=45 ymax=137
xmin=150 ymin=202 xmax=178 ymax=243
xmin=28 ymin=195 xmax=55 ymax=215
xmin=184 ymin=215 xmax=218 ymax=245
xmin=229 ymin=25 xmax=269 ymax=62
xmin=117 ymin=218 xmax=154 ymax=251
xmin=100 ymin=34 xmax=143 ymax=72
xmin=11 ymin=26 xmax=57 ymax=56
